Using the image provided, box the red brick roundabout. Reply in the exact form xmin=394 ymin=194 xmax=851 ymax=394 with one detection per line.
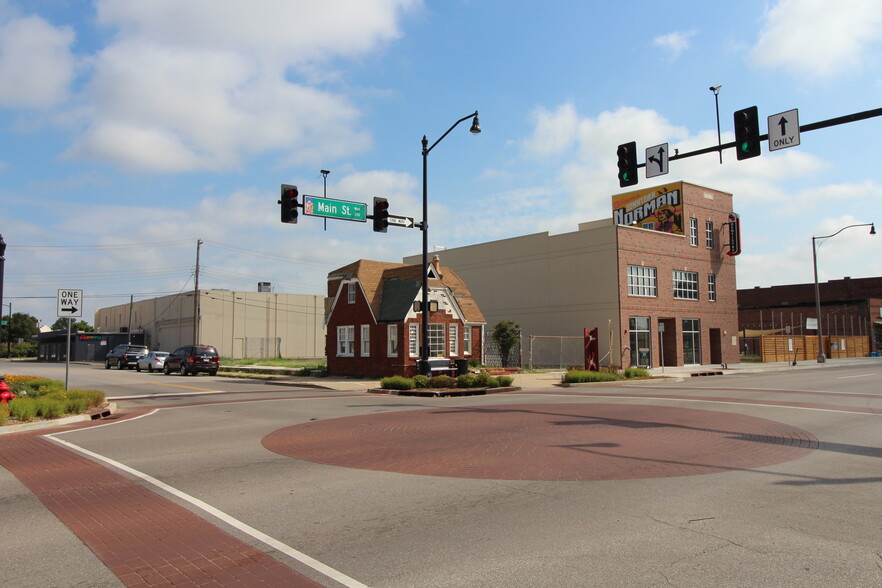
xmin=262 ymin=403 xmax=818 ymax=481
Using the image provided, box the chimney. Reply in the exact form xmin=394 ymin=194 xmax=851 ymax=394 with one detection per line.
xmin=432 ymin=255 xmax=442 ymax=278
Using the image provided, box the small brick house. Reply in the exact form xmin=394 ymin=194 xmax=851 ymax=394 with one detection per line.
xmin=325 ymin=257 xmax=486 ymax=378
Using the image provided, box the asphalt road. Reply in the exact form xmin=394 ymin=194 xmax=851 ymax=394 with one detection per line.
xmin=1 ymin=361 xmax=880 ymax=587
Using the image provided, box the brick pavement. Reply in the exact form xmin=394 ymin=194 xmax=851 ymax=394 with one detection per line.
xmin=263 ymin=403 xmax=818 ymax=481
xmin=0 ymin=431 xmax=324 ymax=588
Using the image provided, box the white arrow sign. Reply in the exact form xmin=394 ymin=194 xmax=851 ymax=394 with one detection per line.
xmin=768 ymin=109 xmax=800 ymax=151
xmin=645 ymin=143 xmax=669 ymax=178
xmin=387 ymin=215 xmax=414 ymax=228
xmin=57 ymin=289 xmax=83 ymax=318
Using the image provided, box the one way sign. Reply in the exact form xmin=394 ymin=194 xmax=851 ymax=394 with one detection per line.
xmin=57 ymin=289 xmax=83 ymax=318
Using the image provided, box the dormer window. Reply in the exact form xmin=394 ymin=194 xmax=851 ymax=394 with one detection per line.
xmin=347 ymin=283 xmax=355 ymax=304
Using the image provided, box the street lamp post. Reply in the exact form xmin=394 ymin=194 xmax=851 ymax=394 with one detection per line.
xmin=811 ymin=222 xmax=875 ymax=362
xmin=709 ymin=84 xmax=722 ymax=164
xmin=0 ymin=235 xmax=6 ymax=358
xmin=419 ymin=111 xmax=481 ymax=374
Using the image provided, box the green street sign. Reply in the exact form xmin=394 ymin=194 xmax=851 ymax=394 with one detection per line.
xmin=302 ymin=195 xmax=367 ymax=222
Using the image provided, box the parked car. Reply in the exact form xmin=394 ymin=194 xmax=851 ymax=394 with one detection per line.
xmin=105 ymin=344 xmax=149 ymax=370
xmin=136 ymin=351 xmax=170 ymax=373
xmin=164 ymin=345 xmax=220 ymax=376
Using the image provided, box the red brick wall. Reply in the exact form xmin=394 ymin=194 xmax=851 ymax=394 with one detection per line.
xmin=616 ymin=183 xmax=739 ymax=368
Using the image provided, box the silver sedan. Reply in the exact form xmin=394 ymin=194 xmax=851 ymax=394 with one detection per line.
xmin=135 ymin=351 xmax=170 ymax=373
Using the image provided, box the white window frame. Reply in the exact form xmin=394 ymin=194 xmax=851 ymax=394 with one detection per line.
xmin=408 ymin=323 xmax=418 ymax=357
xmin=347 ymin=282 xmax=355 ymax=304
xmin=689 ymin=218 xmax=698 ymax=246
xmin=705 ymin=220 xmax=714 ymax=248
xmin=428 ymin=324 xmax=445 ymax=357
xmin=449 ymin=324 xmax=459 ymax=356
xmin=337 ymin=325 xmax=355 ymax=357
xmin=387 ymin=324 xmax=398 ymax=357
xmin=708 ymin=273 xmax=717 ymax=302
xmin=673 ymin=270 xmax=699 ymax=300
xmin=463 ymin=325 xmax=472 ymax=355
xmin=627 ymin=265 xmax=657 ymax=297
xmin=360 ymin=324 xmax=370 ymax=357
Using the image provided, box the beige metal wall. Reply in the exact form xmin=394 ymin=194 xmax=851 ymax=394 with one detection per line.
xmin=404 ymin=220 xmax=622 ymax=366
xmin=94 ymin=290 xmax=325 ymax=359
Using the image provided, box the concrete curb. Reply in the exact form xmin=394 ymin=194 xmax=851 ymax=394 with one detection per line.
xmin=0 ymin=402 xmax=117 ymax=436
xmin=367 ymin=386 xmax=519 ymax=397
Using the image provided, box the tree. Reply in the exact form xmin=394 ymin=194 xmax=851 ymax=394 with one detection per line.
xmin=1 ymin=312 xmax=39 ymax=344
xmin=50 ymin=318 xmax=94 ymax=332
xmin=492 ymin=320 xmax=521 ymax=368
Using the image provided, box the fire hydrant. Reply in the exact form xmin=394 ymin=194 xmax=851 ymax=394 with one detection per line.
xmin=0 ymin=376 xmax=14 ymax=404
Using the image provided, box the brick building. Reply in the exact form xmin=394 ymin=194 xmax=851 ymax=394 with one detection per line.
xmin=325 ymin=258 xmax=486 ymax=377
xmin=738 ymin=276 xmax=881 ymax=352
xmin=404 ymin=181 xmax=740 ymax=369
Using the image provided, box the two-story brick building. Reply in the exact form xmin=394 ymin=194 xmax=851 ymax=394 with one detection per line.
xmin=404 ymin=181 xmax=740 ymax=369
xmin=325 ymin=258 xmax=486 ymax=377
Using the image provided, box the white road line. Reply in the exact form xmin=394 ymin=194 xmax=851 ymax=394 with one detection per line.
xmin=837 ymin=373 xmax=876 ymax=379
xmin=45 ymin=428 xmax=369 ymax=588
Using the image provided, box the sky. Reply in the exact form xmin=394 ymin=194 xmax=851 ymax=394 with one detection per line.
xmin=1 ymin=0 xmax=882 ymax=328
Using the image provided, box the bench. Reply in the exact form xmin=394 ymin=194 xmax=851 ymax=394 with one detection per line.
xmin=424 ymin=358 xmax=455 ymax=376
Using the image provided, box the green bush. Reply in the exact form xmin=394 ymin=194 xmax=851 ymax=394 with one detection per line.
xmin=16 ymin=378 xmax=66 ymax=397
xmin=456 ymin=373 xmax=479 ymax=388
xmin=563 ymin=370 xmax=623 ymax=384
xmin=35 ymin=397 xmax=65 ymax=419
xmin=497 ymin=375 xmax=514 ymax=387
xmin=467 ymin=357 xmax=481 ymax=368
xmin=412 ymin=375 xmax=430 ymax=389
xmin=0 ymin=403 xmax=8 ymax=426
xmin=623 ymin=367 xmax=649 ymax=379
xmin=380 ymin=376 xmax=415 ymax=390
xmin=66 ymin=389 xmax=106 ymax=410
xmin=9 ymin=397 xmax=37 ymax=422
xmin=428 ymin=375 xmax=457 ymax=389
xmin=475 ymin=372 xmax=500 ymax=388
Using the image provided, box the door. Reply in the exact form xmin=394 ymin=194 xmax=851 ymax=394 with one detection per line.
xmin=682 ymin=319 xmax=701 ymax=365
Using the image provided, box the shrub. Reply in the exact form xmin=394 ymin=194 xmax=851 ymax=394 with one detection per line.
xmin=623 ymin=367 xmax=649 ymax=379
xmin=67 ymin=389 xmax=106 ymax=410
xmin=0 ymin=403 xmax=8 ymax=426
xmin=563 ymin=370 xmax=623 ymax=384
xmin=35 ymin=397 xmax=65 ymax=419
xmin=412 ymin=375 xmax=430 ymax=389
xmin=380 ymin=376 xmax=415 ymax=390
xmin=456 ymin=373 xmax=479 ymax=388
xmin=9 ymin=397 xmax=37 ymax=422
xmin=467 ymin=357 xmax=481 ymax=368
xmin=428 ymin=375 xmax=457 ymax=389
xmin=497 ymin=375 xmax=514 ymax=387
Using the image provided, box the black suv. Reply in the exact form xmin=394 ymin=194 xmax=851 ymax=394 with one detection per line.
xmin=105 ymin=344 xmax=149 ymax=370
xmin=164 ymin=345 xmax=220 ymax=376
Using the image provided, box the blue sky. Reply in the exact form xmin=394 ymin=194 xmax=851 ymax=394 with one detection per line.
xmin=1 ymin=0 xmax=881 ymax=327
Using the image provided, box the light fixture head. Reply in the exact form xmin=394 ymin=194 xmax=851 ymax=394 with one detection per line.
xmin=470 ymin=114 xmax=481 ymax=134
xmin=709 ymin=84 xmax=722 ymax=93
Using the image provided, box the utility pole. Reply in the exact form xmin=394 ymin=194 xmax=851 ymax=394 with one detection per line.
xmin=193 ymin=239 xmax=202 ymax=344
xmin=127 ymin=294 xmax=133 ymax=344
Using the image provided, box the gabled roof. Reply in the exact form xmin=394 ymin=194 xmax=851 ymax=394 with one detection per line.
xmin=328 ymin=259 xmax=486 ymax=324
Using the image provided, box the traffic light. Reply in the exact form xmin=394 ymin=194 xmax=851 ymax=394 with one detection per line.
xmin=279 ymin=184 xmax=299 ymax=224
xmin=616 ymin=141 xmax=638 ymax=187
xmin=727 ymin=212 xmax=741 ymax=256
xmin=733 ymin=106 xmax=760 ymax=160
xmin=372 ymin=197 xmax=389 ymax=233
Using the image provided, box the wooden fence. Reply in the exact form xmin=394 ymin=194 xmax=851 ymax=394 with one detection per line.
xmin=759 ymin=335 xmax=870 ymax=362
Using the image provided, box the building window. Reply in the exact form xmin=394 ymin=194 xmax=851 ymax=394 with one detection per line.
xmin=629 ymin=317 xmax=651 ymax=368
xmin=428 ymin=324 xmax=445 ymax=357
xmin=347 ymin=283 xmax=356 ymax=304
xmin=463 ymin=326 xmax=472 ymax=355
xmin=627 ymin=265 xmax=657 ymax=297
xmin=408 ymin=324 xmax=418 ymax=357
xmin=337 ymin=326 xmax=354 ymax=357
xmin=689 ymin=218 xmax=698 ymax=246
xmin=387 ymin=325 xmax=398 ymax=357
xmin=682 ymin=319 xmax=701 ymax=365
xmin=360 ymin=324 xmax=370 ymax=357
xmin=449 ymin=324 xmax=459 ymax=356
xmin=673 ymin=270 xmax=699 ymax=300
xmin=708 ymin=274 xmax=717 ymax=302
xmin=705 ymin=220 xmax=714 ymax=248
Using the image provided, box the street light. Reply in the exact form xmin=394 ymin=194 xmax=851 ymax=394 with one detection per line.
xmin=811 ymin=222 xmax=875 ymax=362
xmin=709 ymin=84 xmax=722 ymax=164
xmin=419 ymin=111 xmax=481 ymax=374
xmin=0 ymin=234 xmax=6 ymax=358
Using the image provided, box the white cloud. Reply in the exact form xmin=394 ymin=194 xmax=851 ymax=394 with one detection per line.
xmin=62 ymin=0 xmax=419 ymax=172
xmin=653 ymin=30 xmax=696 ymax=61
xmin=749 ymin=0 xmax=882 ymax=78
xmin=0 ymin=14 xmax=75 ymax=108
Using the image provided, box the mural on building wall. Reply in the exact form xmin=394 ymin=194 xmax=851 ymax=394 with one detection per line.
xmin=612 ymin=182 xmax=683 ymax=234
